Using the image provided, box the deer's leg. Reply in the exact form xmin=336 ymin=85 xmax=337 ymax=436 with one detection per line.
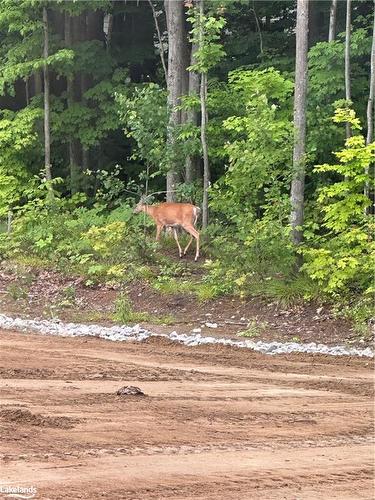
xmin=183 ymin=236 xmax=193 ymax=255
xmin=183 ymin=225 xmax=200 ymax=261
xmin=173 ymin=228 xmax=183 ymax=258
xmin=155 ymin=224 xmax=163 ymax=241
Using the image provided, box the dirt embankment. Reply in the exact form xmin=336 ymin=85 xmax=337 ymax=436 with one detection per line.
xmin=0 ymin=266 xmax=369 ymax=347
xmin=0 ymin=330 xmax=373 ymax=499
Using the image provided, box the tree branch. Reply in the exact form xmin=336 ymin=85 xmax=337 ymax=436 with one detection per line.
xmin=148 ymin=0 xmax=168 ymax=83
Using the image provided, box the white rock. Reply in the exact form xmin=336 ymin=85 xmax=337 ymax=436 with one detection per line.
xmin=0 ymin=314 xmax=372 ymax=358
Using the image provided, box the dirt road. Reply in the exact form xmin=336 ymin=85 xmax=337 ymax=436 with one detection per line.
xmin=0 ymin=329 xmax=373 ymax=499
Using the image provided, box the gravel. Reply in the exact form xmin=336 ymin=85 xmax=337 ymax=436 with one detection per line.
xmin=0 ymin=314 xmax=372 ymax=358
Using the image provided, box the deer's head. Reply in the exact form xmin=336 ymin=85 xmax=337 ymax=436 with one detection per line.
xmin=133 ymin=195 xmax=147 ymax=214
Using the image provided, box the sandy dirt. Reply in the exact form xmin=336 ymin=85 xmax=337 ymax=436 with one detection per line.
xmin=0 ymin=329 xmax=373 ymax=499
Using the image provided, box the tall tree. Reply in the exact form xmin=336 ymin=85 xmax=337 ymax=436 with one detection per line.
xmin=64 ymin=11 xmax=80 ymax=194
xmin=290 ymin=0 xmax=309 ymax=250
xmin=188 ymin=2 xmax=225 ymax=227
xmin=148 ymin=0 xmax=167 ymax=82
xmin=185 ymin=41 xmax=200 ymax=184
xmin=365 ymin=1 xmax=375 ymax=205
xmin=43 ymin=6 xmax=52 ymax=183
xmin=199 ymin=0 xmax=209 ymax=228
xmin=367 ymin=1 xmax=375 ymax=146
xmin=345 ymin=0 xmax=352 ymax=138
xmin=328 ymin=0 xmax=338 ymax=42
xmin=165 ymin=0 xmax=186 ymax=202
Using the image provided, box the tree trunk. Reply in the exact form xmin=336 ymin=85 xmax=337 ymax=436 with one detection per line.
xmin=185 ymin=41 xmax=201 ymax=183
xmin=82 ymin=148 xmax=89 ymax=174
xmin=65 ymin=12 xmax=81 ymax=194
xmin=43 ymin=6 xmax=52 ymax=183
xmin=366 ymin=3 xmax=375 ymax=147
xmin=180 ymin=8 xmax=191 ymax=130
xmin=198 ymin=0 xmax=209 ymax=228
xmin=104 ymin=13 xmax=114 ymax=52
xmin=328 ymin=0 xmax=338 ymax=42
xmin=308 ymin=0 xmax=318 ymax=48
xmin=165 ymin=0 xmax=185 ymax=201
xmin=25 ymin=78 xmax=29 ymax=106
xmin=365 ymin=2 xmax=375 ymax=207
xmin=148 ymin=0 xmax=167 ymax=82
xmin=33 ymin=71 xmax=42 ymax=96
xmin=290 ymin=0 xmax=309 ymax=250
xmin=345 ymin=0 xmax=352 ymax=138
xmin=201 ymin=72 xmax=209 ymax=228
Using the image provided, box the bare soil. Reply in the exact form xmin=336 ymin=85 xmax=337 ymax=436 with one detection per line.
xmin=0 ymin=329 xmax=373 ymax=499
xmin=0 ymin=265 xmax=370 ymax=347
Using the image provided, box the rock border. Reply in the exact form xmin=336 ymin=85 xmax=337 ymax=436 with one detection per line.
xmin=0 ymin=314 xmax=372 ymax=358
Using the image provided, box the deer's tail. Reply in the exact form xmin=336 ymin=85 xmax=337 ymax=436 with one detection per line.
xmin=193 ymin=206 xmax=201 ymax=226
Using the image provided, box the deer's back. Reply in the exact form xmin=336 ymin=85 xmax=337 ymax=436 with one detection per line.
xmin=153 ymin=203 xmax=198 ymax=226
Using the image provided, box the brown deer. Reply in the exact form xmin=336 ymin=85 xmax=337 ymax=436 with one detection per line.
xmin=134 ymin=198 xmax=201 ymax=261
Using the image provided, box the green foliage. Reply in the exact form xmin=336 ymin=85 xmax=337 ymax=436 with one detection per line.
xmin=116 ymin=83 xmax=168 ymax=175
xmin=333 ymin=295 xmax=374 ymax=337
xmin=248 ymin=274 xmax=322 ymax=307
xmin=113 ymin=291 xmax=174 ymax=325
xmin=205 ymin=68 xmax=294 ymax=295
xmin=308 ymin=26 xmax=373 ymax=163
xmin=0 ymin=105 xmax=42 ymax=216
xmin=2 ymin=188 xmax=156 ymax=284
xmin=84 ymin=221 xmax=126 ymax=257
xmin=237 ymin=319 xmax=268 ymax=338
xmin=7 ymin=282 xmax=28 ymax=301
xmin=302 ymin=109 xmax=374 ymax=296
xmin=188 ymin=7 xmax=226 ymax=74
xmin=93 ymin=166 xmax=129 ymax=206
xmin=211 ymin=68 xmax=293 ymax=218
xmin=113 ymin=292 xmax=149 ymax=324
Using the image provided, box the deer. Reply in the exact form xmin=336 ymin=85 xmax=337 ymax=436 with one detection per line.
xmin=134 ymin=197 xmax=201 ymax=261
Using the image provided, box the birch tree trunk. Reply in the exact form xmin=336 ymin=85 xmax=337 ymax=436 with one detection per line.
xmin=365 ymin=1 xmax=375 ymax=206
xmin=43 ymin=6 xmax=52 ymax=183
xmin=290 ymin=0 xmax=309 ymax=250
xmin=328 ymin=0 xmax=338 ymax=42
xmin=345 ymin=0 xmax=352 ymax=138
xmin=185 ymin=41 xmax=200 ymax=183
xmin=165 ymin=0 xmax=185 ymax=202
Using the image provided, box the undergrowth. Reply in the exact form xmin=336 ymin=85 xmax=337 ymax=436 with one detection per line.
xmin=114 ymin=292 xmax=174 ymax=325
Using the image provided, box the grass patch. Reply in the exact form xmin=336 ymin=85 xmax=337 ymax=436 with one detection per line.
xmin=196 ymin=283 xmax=222 ymax=302
xmin=237 ymin=319 xmax=268 ymax=338
xmin=113 ymin=292 xmax=175 ymax=325
xmin=333 ymin=296 xmax=374 ymax=339
xmin=6 ymin=283 xmax=28 ymax=301
xmin=152 ymin=278 xmax=196 ymax=295
xmin=114 ymin=293 xmax=149 ymax=323
xmin=248 ymin=274 xmax=322 ymax=306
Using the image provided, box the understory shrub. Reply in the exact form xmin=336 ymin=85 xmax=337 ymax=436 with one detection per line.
xmin=302 ymin=109 xmax=374 ymax=298
xmin=1 ymin=192 xmax=157 ymax=283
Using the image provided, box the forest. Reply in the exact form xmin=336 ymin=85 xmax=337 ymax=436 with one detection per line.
xmin=0 ymin=0 xmax=374 ymax=335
